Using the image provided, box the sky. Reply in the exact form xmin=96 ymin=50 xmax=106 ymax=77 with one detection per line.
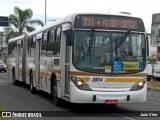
xmin=0 ymin=0 xmax=160 ymax=32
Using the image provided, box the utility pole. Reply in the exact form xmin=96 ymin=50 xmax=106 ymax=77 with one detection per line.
xmin=45 ymin=0 xmax=47 ymax=25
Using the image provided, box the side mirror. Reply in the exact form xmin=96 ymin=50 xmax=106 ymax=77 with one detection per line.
xmin=66 ymin=29 xmax=73 ymax=46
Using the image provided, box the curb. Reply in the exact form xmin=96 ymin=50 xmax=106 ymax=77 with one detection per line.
xmin=147 ymin=87 xmax=160 ymax=91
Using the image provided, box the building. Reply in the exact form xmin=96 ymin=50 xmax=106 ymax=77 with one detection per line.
xmin=148 ymin=33 xmax=157 ymax=55
xmin=151 ymin=13 xmax=160 ymax=60
xmin=0 ymin=27 xmax=12 ymax=62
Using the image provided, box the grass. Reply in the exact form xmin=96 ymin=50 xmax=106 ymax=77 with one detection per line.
xmin=147 ymin=80 xmax=160 ymax=89
xmin=0 ymin=106 xmax=12 ymax=120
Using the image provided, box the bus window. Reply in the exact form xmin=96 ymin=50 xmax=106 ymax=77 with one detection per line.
xmin=53 ymin=27 xmax=61 ymax=55
xmin=41 ymin=32 xmax=48 ymax=56
xmin=49 ymin=29 xmax=55 ymax=42
xmin=46 ymin=29 xmax=55 ymax=56
xmin=8 ymin=43 xmax=12 ymax=57
xmin=55 ymin=27 xmax=61 ymax=41
xmin=41 ymin=44 xmax=46 ymax=56
xmin=43 ymin=32 xmax=48 ymax=44
xmin=12 ymin=42 xmax=17 ymax=58
xmin=27 ymin=38 xmax=31 ymax=56
xmin=27 ymin=36 xmax=36 ymax=57
xmin=30 ymin=36 xmax=36 ymax=57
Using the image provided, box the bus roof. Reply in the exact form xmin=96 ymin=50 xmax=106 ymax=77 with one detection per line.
xmin=8 ymin=34 xmax=26 ymax=43
xmin=8 ymin=12 xmax=144 ymax=41
xmin=28 ymin=12 xmax=143 ymax=36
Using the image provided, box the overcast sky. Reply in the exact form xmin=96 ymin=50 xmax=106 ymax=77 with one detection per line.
xmin=0 ymin=0 xmax=159 ymax=32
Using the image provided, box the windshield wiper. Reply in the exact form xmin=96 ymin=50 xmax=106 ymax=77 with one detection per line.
xmin=115 ymin=30 xmax=131 ymax=60
xmin=88 ymin=28 xmax=95 ymax=63
xmin=116 ymin=30 xmax=131 ymax=49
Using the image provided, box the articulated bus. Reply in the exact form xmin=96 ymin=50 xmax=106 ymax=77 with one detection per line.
xmin=7 ymin=13 xmax=148 ymax=106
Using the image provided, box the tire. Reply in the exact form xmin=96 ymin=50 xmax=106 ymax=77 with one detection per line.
xmin=51 ymin=78 xmax=62 ymax=106
xmin=12 ymin=68 xmax=18 ymax=85
xmin=30 ymin=73 xmax=37 ymax=94
xmin=147 ymin=75 xmax=151 ymax=81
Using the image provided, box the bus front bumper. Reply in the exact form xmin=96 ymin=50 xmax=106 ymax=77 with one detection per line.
xmin=70 ymin=83 xmax=147 ymax=104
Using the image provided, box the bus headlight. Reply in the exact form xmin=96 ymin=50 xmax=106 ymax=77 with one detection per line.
xmin=71 ymin=76 xmax=92 ymax=91
xmin=130 ymin=78 xmax=146 ymax=91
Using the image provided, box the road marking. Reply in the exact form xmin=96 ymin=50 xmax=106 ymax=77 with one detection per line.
xmin=111 ymin=113 xmax=136 ymax=120
xmin=0 ymin=81 xmax=9 ymax=85
xmin=146 ymin=101 xmax=160 ymax=105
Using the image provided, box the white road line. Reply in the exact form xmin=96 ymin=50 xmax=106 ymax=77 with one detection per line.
xmin=111 ymin=113 xmax=136 ymax=120
xmin=146 ymin=101 xmax=160 ymax=105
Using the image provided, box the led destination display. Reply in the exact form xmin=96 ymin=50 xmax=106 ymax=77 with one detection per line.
xmin=74 ymin=15 xmax=145 ymax=32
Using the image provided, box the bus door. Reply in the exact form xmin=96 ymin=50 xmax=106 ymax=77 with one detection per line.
xmin=35 ymin=34 xmax=41 ymax=90
xmin=60 ymin=24 xmax=71 ymax=97
xmin=15 ymin=40 xmax=21 ymax=80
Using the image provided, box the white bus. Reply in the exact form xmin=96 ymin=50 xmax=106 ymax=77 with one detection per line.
xmin=7 ymin=13 xmax=148 ymax=106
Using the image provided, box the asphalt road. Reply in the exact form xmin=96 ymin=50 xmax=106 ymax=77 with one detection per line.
xmin=0 ymin=72 xmax=160 ymax=120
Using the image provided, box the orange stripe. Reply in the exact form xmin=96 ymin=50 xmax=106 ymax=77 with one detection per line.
xmin=79 ymin=77 xmax=90 ymax=82
xmin=105 ymin=77 xmax=142 ymax=82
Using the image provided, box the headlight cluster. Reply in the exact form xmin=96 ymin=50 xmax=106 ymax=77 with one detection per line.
xmin=71 ymin=76 xmax=92 ymax=91
xmin=130 ymin=78 xmax=146 ymax=91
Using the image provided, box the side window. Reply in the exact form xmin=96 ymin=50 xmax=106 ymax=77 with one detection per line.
xmin=30 ymin=36 xmax=36 ymax=57
xmin=8 ymin=43 xmax=12 ymax=57
xmin=13 ymin=42 xmax=17 ymax=57
xmin=41 ymin=32 xmax=47 ymax=56
xmin=27 ymin=36 xmax=36 ymax=57
xmin=49 ymin=29 xmax=55 ymax=42
xmin=27 ymin=38 xmax=31 ymax=56
xmin=43 ymin=32 xmax=48 ymax=44
xmin=21 ymin=40 xmax=23 ymax=48
xmin=41 ymin=27 xmax=61 ymax=57
xmin=54 ymin=27 xmax=61 ymax=55
xmin=46 ymin=29 xmax=55 ymax=56
xmin=19 ymin=39 xmax=23 ymax=57
xmin=55 ymin=27 xmax=61 ymax=41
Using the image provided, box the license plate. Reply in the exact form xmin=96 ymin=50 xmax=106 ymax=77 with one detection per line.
xmin=105 ymin=100 xmax=118 ymax=104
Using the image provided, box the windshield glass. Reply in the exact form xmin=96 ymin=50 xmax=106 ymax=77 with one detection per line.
xmin=73 ymin=30 xmax=146 ymax=74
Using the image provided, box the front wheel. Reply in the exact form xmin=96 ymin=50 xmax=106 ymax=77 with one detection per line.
xmin=52 ymin=79 xmax=62 ymax=106
xmin=12 ymin=69 xmax=18 ymax=85
xmin=30 ymin=73 xmax=37 ymax=94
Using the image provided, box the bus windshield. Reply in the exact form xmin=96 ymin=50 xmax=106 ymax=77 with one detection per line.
xmin=73 ymin=30 xmax=146 ymax=74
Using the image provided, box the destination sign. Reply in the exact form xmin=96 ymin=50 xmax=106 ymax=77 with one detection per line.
xmin=74 ymin=15 xmax=145 ymax=32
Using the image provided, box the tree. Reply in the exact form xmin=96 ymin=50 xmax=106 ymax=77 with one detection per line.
xmin=6 ymin=6 xmax=44 ymax=43
xmin=147 ymin=52 xmax=158 ymax=80
xmin=148 ymin=52 xmax=157 ymax=66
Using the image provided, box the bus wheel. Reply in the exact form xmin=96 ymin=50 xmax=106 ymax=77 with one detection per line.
xmin=52 ymin=79 xmax=62 ymax=106
xmin=12 ymin=68 xmax=18 ymax=85
xmin=30 ymin=73 xmax=36 ymax=94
